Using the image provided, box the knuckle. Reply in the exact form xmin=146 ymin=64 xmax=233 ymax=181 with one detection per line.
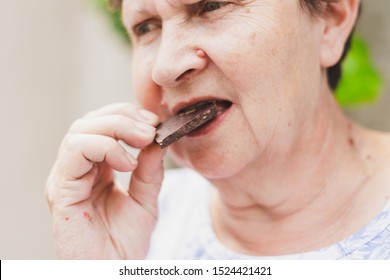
xmin=105 ymin=137 xmax=118 ymax=151
xmin=111 ymin=114 xmax=129 ymax=126
xmin=61 ymin=133 xmax=83 ymax=151
xmin=83 ymin=106 xmax=104 ymax=118
xmin=68 ymin=118 xmax=85 ymax=134
xmin=111 ymin=116 xmax=137 ymax=140
xmin=123 ymin=102 xmax=138 ymax=112
xmin=46 ymin=189 xmax=56 ymax=208
xmin=45 ymin=175 xmax=59 ymax=207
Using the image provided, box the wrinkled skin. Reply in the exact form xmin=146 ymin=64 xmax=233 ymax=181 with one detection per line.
xmin=47 ymin=0 xmax=390 ymax=258
xmin=46 ymin=103 xmax=165 ymax=259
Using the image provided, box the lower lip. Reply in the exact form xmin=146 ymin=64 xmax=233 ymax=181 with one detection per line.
xmin=186 ymin=105 xmax=232 ymax=138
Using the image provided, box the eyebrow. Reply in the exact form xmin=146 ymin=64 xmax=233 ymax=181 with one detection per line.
xmin=130 ymin=0 xmax=202 ymax=14
xmin=124 ymin=0 xmax=154 ymax=17
xmin=131 ymin=6 xmax=153 ymax=17
xmin=168 ymin=0 xmax=201 ymax=6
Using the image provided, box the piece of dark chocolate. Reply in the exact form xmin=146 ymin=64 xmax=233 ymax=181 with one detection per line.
xmin=155 ymin=101 xmax=219 ymax=148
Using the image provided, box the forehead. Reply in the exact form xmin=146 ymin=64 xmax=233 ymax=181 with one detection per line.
xmin=124 ymin=0 xmax=200 ymax=9
xmin=123 ymin=0 xmax=203 ymax=13
xmin=151 ymin=0 xmax=202 ymax=7
xmin=122 ymin=0 xmax=203 ymax=23
xmin=167 ymin=0 xmax=201 ymax=5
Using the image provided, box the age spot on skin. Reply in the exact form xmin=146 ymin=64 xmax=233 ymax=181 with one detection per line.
xmin=348 ymin=137 xmax=355 ymax=147
xmin=83 ymin=211 xmax=93 ymax=222
xmin=65 ymin=217 xmax=70 ymax=221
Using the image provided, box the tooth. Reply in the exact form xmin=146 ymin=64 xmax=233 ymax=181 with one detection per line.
xmin=201 ymin=110 xmax=212 ymax=119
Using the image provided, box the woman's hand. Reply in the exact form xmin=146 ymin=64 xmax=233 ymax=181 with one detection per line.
xmin=45 ymin=103 xmax=165 ymax=259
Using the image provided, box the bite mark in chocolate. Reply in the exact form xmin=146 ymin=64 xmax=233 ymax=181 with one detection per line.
xmin=155 ymin=101 xmax=224 ymax=149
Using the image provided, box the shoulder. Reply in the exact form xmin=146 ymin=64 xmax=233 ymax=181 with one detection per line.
xmin=358 ymin=129 xmax=390 ymax=194
xmin=370 ymin=131 xmax=390 ymax=192
xmin=368 ymin=129 xmax=390 ymax=155
xmin=346 ymin=201 xmax=390 ymax=259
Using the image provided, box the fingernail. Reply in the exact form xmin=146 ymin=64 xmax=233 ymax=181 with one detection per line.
xmin=139 ymin=109 xmax=158 ymax=123
xmin=135 ymin=121 xmax=156 ymax=134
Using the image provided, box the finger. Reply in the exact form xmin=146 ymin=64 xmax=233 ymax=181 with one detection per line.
xmin=59 ymin=134 xmax=138 ymax=180
xmin=84 ymin=103 xmax=159 ymax=126
xmin=47 ymin=134 xmax=138 ymax=207
xmin=46 ymin=163 xmax=99 ymax=208
xmin=69 ymin=115 xmax=157 ymax=148
xmin=128 ymin=144 xmax=167 ymax=218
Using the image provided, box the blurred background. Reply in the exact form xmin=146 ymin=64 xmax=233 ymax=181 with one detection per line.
xmin=0 ymin=0 xmax=389 ymax=259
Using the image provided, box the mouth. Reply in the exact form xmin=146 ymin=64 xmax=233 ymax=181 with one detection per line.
xmin=176 ymin=99 xmax=232 ymax=116
xmin=155 ymin=99 xmax=232 ymax=148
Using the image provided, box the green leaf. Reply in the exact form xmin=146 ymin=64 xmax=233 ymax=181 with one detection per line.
xmin=91 ymin=0 xmax=130 ymax=44
xmin=336 ymin=35 xmax=382 ymax=107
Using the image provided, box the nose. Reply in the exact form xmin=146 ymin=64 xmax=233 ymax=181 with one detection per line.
xmin=151 ymin=24 xmax=208 ymax=88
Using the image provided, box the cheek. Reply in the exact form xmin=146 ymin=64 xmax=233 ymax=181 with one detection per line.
xmin=203 ymin=24 xmax=284 ymax=96
xmin=196 ymin=22 xmax=312 ymax=149
xmin=168 ymin=110 xmax=264 ymax=179
xmin=132 ymin=49 xmax=162 ymax=113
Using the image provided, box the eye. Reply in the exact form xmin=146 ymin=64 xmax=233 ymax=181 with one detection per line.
xmin=200 ymin=1 xmax=231 ymax=14
xmin=133 ymin=20 xmax=161 ymax=37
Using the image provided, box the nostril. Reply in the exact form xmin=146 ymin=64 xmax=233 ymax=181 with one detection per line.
xmin=175 ymin=69 xmax=195 ymax=82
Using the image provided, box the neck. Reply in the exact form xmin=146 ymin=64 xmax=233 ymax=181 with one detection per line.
xmin=210 ymin=90 xmax=376 ymax=255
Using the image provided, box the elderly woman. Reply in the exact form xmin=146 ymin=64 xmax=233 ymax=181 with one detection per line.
xmin=46 ymin=0 xmax=390 ymax=259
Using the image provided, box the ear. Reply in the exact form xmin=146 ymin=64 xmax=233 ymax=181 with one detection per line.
xmin=320 ymin=0 xmax=360 ymax=68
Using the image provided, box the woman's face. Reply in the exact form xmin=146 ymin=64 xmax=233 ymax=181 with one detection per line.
xmin=122 ymin=0 xmax=325 ymax=179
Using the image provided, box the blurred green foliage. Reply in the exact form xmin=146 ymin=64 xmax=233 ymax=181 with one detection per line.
xmin=93 ymin=0 xmax=130 ymax=44
xmin=336 ymin=36 xmax=382 ymax=106
xmin=93 ymin=0 xmax=382 ymax=107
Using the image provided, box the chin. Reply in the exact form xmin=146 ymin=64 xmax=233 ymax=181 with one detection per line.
xmin=169 ymin=143 xmax=253 ymax=180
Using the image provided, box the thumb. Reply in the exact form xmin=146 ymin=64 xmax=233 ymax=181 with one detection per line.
xmin=128 ymin=143 xmax=166 ymax=217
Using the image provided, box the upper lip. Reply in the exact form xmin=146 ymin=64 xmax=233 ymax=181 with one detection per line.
xmin=171 ymin=97 xmax=231 ymax=116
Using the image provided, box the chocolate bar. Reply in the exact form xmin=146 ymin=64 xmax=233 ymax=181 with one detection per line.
xmin=155 ymin=101 xmax=219 ymax=148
